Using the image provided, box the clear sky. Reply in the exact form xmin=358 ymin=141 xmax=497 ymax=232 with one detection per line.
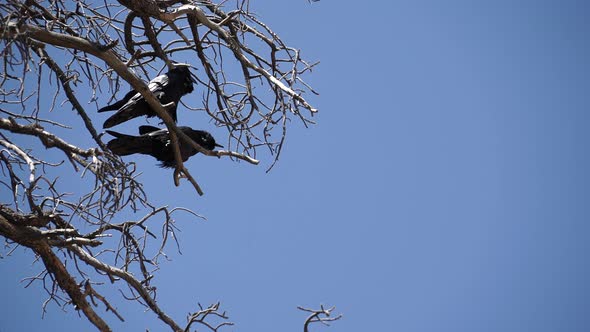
xmin=1 ymin=0 xmax=590 ymax=331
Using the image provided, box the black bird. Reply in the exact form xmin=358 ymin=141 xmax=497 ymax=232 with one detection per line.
xmin=106 ymin=125 xmax=222 ymax=168
xmin=99 ymin=66 xmax=195 ymax=128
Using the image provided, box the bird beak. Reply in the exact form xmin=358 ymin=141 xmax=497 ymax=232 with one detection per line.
xmin=215 ymin=143 xmax=224 ymax=148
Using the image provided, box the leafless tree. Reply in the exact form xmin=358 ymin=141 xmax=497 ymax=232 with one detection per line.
xmin=0 ymin=0 xmax=339 ymax=331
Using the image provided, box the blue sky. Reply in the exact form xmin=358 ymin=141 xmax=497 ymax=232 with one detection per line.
xmin=1 ymin=0 xmax=590 ymax=331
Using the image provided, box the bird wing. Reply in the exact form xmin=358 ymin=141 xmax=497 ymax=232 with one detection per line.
xmin=102 ymin=72 xmax=178 ymax=128
xmin=145 ymin=128 xmax=170 ymax=138
xmin=106 ymin=130 xmax=155 ymax=157
xmin=98 ymin=89 xmax=137 ymax=113
xmin=147 ymin=73 xmax=170 ymax=94
xmin=121 ymin=73 xmax=170 ymax=109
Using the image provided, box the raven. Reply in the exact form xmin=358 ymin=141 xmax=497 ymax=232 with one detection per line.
xmin=106 ymin=125 xmax=222 ymax=168
xmin=99 ymin=66 xmax=195 ymax=128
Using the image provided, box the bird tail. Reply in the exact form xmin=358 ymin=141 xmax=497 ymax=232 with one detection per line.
xmin=97 ymin=103 xmax=119 ymax=113
xmin=106 ymin=131 xmax=151 ymax=156
xmin=103 ymin=108 xmax=141 ymax=129
xmin=158 ymin=160 xmax=176 ymax=168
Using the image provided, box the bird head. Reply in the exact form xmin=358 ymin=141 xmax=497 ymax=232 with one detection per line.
xmin=191 ymin=130 xmax=223 ymax=151
xmin=170 ymin=64 xmax=195 ymax=93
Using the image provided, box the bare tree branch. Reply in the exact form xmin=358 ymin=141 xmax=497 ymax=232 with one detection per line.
xmin=298 ymin=305 xmax=343 ymax=332
xmin=0 ymin=212 xmax=111 ymax=332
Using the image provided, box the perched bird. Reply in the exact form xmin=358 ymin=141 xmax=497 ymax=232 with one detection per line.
xmin=106 ymin=125 xmax=222 ymax=168
xmin=99 ymin=66 xmax=195 ymax=128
